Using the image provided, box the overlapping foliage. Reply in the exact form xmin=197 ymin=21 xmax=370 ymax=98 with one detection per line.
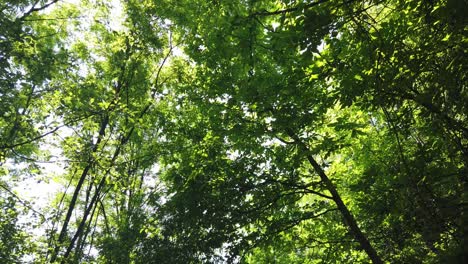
xmin=0 ymin=0 xmax=466 ymax=263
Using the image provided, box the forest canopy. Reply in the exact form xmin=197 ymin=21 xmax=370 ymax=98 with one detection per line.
xmin=0 ymin=0 xmax=467 ymax=263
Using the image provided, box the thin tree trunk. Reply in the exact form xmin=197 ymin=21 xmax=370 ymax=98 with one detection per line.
xmin=287 ymin=129 xmax=384 ymax=264
xmin=307 ymin=154 xmax=383 ymax=264
xmin=50 ymin=114 xmax=109 ymax=262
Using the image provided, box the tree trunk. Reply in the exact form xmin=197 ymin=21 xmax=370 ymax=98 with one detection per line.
xmin=287 ymin=130 xmax=383 ymax=264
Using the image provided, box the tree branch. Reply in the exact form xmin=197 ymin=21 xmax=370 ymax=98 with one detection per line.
xmin=286 ymin=128 xmax=384 ymax=264
xmin=20 ymin=0 xmax=60 ymax=20
xmin=0 ymin=182 xmax=46 ymax=222
xmin=250 ymin=0 xmax=330 ymax=17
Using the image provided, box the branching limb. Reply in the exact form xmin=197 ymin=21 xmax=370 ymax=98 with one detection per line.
xmin=20 ymin=0 xmax=60 ymax=20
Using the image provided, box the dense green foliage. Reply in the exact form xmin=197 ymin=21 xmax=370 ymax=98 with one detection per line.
xmin=0 ymin=0 xmax=466 ymax=263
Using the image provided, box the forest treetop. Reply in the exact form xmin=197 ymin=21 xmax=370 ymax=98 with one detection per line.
xmin=0 ymin=0 xmax=466 ymax=263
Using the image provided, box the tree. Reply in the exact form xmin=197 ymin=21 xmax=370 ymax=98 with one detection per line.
xmin=0 ymin=0 xmax=466 ymax=263
xmin=136 ymin=0 xmax=466 ymax=262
